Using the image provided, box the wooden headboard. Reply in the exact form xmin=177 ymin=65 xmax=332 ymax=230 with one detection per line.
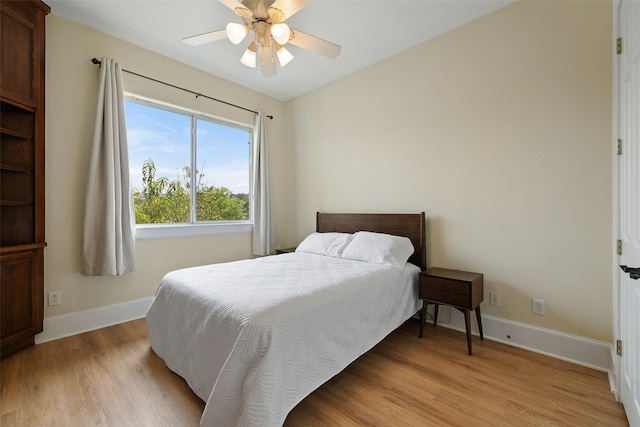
xmin=316 ymin=212 xmax=426 ymax=271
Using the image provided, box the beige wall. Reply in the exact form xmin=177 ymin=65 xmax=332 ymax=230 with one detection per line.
xmin=45 ymin=15 xmax=287 ymax=316
xmin=285 ymin=1 xmax=613 ymax=341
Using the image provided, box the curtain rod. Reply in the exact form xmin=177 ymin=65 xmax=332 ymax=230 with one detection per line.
xmin=90 ymin=58 xmax=273 ymax=120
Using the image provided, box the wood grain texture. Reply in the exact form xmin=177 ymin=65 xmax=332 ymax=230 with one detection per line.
xmin=0 ymin=319 xmax=627 ymax=426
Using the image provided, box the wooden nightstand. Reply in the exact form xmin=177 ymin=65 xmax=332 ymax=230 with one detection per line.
xmin=275 ymin=247 xmax=296 ymax=254
xmin=419 ymin=267 xmax=484 ymax=355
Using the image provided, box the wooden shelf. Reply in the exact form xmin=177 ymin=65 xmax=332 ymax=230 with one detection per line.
xmin=0 ymin=104 xmax=35 ymax=139
xmin=1 ymin=242 xmax=47 ymax=255
xmin=0 ymin=200 xmax=33 ymax=206
xmin=0 ymin=126 xmax=32 ymax=140
xmin=0 ymin=95 xmax=37 ymax=113
xmin=0 ymin=164 xmax=32 ymax=173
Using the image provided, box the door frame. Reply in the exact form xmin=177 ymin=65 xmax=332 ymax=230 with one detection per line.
xmin=611 ymin=0 xmax=622 ymax=402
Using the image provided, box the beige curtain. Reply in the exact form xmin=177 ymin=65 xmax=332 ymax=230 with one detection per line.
xmin=251 ymin=109 xmax=275 ymax=255
xmin=82 ymin=58 xmax=136 ymax=275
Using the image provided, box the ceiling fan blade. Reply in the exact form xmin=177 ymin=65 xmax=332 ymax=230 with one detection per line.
xmin=258 ymin=45 xmax=277 ymax=77
xmin=268 ymin=0 xmax=309 ymax=22
xmin=183 ymin=29 xmax=227 ymax=46
xmin=218 ymin=0 xmax=253 ymax=18
xmin=288 ymin=29 xmax=341 ymax=59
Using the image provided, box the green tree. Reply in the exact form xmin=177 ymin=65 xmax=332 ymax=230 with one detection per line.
xmin=196 ymin=185 xmax=246 ymax=221
xmin=132 ymin=159 xmax=248 ymax=224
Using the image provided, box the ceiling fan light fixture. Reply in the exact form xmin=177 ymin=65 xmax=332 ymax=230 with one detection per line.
xmin=271 ymin=23 xmax=290 ymax=45
xmin=240 ymin=42 xmax=257 ymax=68
xmin=226 ymin=22 xmax=249 ymax=44
xmin=184 ymin=0 xmax=342 ymax=77
xmin=276 ymin=46 xmax=294 ymax=67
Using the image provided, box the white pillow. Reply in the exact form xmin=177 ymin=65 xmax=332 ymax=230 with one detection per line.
xmin=295 ymin=232 xmax=354 ymax=258
xmin=341 ymin=231 xmax=414 ymax=271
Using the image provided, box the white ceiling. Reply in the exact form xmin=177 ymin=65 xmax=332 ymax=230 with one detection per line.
xmin=47 ymin=0 xmax=514 ymax=101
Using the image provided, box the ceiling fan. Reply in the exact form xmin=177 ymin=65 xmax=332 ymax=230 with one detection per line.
xmin=183 ymin=0 xmax=341 ymax=77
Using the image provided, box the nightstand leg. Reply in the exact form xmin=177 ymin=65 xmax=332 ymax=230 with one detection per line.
xmin=464 ymin=309 xmax=472 ymax=355
xmin=419 ymin=301 xmax=428 ymax=338
xmin=475 ymin=306 xmax=484 ymax=340
xmin=433 ymin=304 xmax=439 ymax=326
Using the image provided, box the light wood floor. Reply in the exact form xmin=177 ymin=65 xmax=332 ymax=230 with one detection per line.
xmin=1 ymin=319 xmax=628 ymax=427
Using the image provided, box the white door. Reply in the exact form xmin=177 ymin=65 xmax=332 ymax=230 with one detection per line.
xmin=619 ymin=1 xmax=640 ymax=425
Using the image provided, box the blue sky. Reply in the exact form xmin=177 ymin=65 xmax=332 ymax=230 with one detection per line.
xmin=125 ymin=100 xmax=251 ymax=194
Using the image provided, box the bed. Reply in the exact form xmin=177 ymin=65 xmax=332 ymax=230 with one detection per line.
xmin=146 ymin=212 xmax=426 ymax=427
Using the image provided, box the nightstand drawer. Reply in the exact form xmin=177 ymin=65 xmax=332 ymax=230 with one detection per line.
xmin=421 ymin=288 xmax=469 ymax=307
xmin=421 ymin=276 xmax=469 ymax=295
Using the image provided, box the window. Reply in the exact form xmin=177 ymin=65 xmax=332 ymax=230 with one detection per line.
xmin=125 ymin=97 xmax=252 ymax=237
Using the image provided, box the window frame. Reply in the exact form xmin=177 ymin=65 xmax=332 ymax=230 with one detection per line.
xmin=124 ymin=94 xmax=254 ymax=240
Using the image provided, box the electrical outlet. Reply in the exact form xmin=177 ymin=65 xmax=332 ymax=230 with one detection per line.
xmin=490 ymin=292 xmax=500 ymax=306
xmin=48 ymin=291 xmax=61 ymax=306
xmin=532 ymin=299 xmax=545 ymax=315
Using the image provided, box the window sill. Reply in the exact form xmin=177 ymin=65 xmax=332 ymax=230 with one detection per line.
xmin=135 ymin=222 xmax=252 ymax=240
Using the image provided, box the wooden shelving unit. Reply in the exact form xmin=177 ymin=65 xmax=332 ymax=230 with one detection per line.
xmin=0 ymin=0 xmax=50 ymax=359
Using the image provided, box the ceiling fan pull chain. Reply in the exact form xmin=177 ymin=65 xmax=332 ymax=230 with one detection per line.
xmin=268 ymin=33 xmax=274 ymax=65
xmin=272 ymin=40 xmax=276 ymax=64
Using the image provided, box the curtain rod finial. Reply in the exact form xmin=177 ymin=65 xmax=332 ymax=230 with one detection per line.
xmin=91 ymin=58 xmax=101 ymax=65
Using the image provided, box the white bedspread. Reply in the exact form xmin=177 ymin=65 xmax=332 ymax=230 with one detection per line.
xmin=146 ymin=252 xmax=421 ymax=427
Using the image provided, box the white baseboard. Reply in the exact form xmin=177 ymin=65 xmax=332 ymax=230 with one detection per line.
xmin=428 ymin=306 xmax=614 ymax=373
xmin=34 ymin=297 xmax=154 ymax=344
xmin=35 ymin=298 xmax=614 ymax=376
